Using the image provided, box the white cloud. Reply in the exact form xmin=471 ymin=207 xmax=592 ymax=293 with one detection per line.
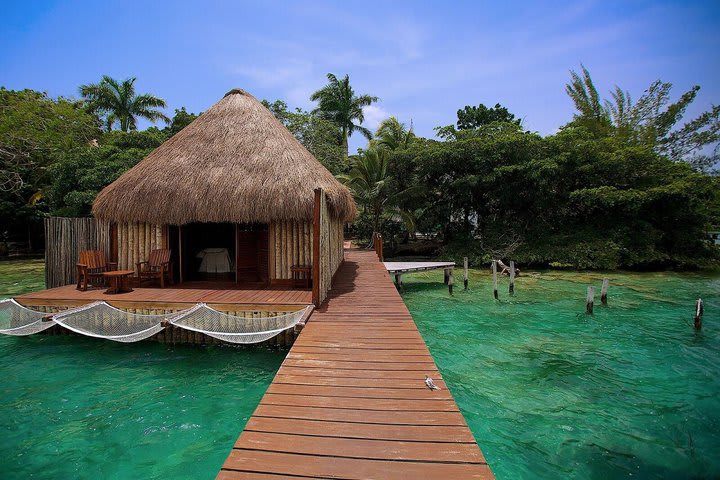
xmin=362 ymin=104 xmax=389 ymax=131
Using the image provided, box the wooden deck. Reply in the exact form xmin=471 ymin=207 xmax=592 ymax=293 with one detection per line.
xmin=15 ymin=284 xmax=311 ymax=310
xmin=219 ymin=249 xmax=494 ymax=479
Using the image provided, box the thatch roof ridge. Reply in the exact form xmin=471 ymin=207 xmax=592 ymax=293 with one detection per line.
xmin=92 ymin=89 xmax=355 ymax=225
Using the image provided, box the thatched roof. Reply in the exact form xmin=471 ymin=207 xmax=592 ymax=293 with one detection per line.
xmin=92 ymin=89 xmax=355 ymax=225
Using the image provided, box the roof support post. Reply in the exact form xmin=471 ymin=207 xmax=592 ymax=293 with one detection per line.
xmin=312 ymin=188 xmax=321 ymax=307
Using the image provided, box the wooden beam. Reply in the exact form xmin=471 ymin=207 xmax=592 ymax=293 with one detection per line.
xmin=312 ymin=188 xmax=321 ymax=306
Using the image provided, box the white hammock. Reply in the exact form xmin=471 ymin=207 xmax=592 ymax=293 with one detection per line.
xmin=0 ymin=300 xmax=308 ymax=344
xmin=51 ymin=301 xmax=183 ymax=343
xmin=168 ymin=303 xmax=307 ymax=344
xmin=0 ymin=299 xmax=55 ymax=336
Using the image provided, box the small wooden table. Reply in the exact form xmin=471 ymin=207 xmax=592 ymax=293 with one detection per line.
xmin=290 ymin=265 xmax=312 ymax=289
xmin=102 ymin=270 xmax=135 ymax=294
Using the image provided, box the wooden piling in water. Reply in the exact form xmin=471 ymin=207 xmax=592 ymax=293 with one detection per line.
xmin=509 ymin=261 xmax=515 ymax=295
xmin=695 ymin=298 xmax=703 ymax=330
xmin=586 ymin=286 xmax=595 ymax=314
xmin=463 ymin=257 xmax=469 ymax=290
xmin=601 ymin=278 xmax=609 ymax=305
xmin=492 ymin=261 xmax=498 ymax=300
xmin=448 ymin=270 xmax=454 ymax=296
xmin=394 ymin=273 xmax=403 ymax=290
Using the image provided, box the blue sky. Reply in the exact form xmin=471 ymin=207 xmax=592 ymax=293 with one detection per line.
xmin=2 ymin=0 xmax=719 ymax=152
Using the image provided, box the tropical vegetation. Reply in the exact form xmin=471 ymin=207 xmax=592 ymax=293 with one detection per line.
xmin=1 ymin=67 xmax=718 ymax=269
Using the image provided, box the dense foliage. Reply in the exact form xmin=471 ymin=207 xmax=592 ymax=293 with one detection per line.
xmin=1 ymin=67 xmax=718 ymax=268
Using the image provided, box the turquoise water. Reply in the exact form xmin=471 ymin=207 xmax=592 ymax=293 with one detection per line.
xmin=401 ymin=269 xmax=720 ymax=479
xmin=0 ymin=336 xmax=285 ymax=479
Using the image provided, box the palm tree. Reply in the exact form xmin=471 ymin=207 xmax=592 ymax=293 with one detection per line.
xmin=373 ymin=117 xmax=415 ymax=151
xmin=565 ymin=65 xmax=611 ymax=135
xmin=80 ymin=76 xmax=169 ymax=132
xmin=310 ymin=73 xmax=378 ymax=157
xmin=339 ymin=148 xmax=417 ymax=243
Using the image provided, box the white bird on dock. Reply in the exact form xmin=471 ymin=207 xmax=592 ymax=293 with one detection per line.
xmin=425 ymin=375 xmax=441 ymax=390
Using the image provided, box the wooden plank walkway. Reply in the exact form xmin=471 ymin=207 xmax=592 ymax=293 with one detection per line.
xmin=219 ymin=249 xmax=494 ymax=479
xmin=16 ymin=284 xmax=311 ymax=309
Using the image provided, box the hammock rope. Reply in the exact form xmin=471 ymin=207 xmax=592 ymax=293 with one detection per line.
xmin=0 ymin=299 xmax=55 ymax=336
xmin=0 ymin=299 xmax=307 ymax=344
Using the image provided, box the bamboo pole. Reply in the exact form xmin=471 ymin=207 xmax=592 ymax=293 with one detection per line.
xmin=601 ymin=278 xmax=609 ymax=305
xmin=509 ymin=261 xmax=516 ymax=295
xmin=463 ymin=257 xmax=469 ymax=290
xmin=695 ymin=298 xmax=703 ymax=330
xmin=492 ymin=261 xmax=498 ymax=300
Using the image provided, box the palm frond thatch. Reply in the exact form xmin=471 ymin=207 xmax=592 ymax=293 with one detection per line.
xmin=92 ymin=89 xmax=356 ymax=225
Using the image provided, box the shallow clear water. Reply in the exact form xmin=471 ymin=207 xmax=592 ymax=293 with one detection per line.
xmin=0 ymin=336 xmax=285 ymax=479
xmin=401 ymin=269 xmax=720 ymax=480
xmin=0 ymin=260 xmax=286 ymax=479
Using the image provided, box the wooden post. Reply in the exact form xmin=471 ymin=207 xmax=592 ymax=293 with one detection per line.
xmin=509 ymin=261 xmax=515 ymax=295
xmin=601 ymin=278 xmax=609 ymax=305
xmin=586 ymin=286 xmax=595 ymax=314
xmin=312 ymin=188 xmax=321 ymax=306
xmin=463 ymin=257 xmax=469 ymax=290
xmin=448 ymin=270 xmax=454 ymax=296
xmin=492 ymin=260 xmax=498 ymax=300
xmin=695 ymin=298 xmax=703 ymax=330
xmin=444 ymin=268 xmax=449 ymax=285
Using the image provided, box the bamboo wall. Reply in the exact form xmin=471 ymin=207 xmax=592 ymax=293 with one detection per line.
xmin=269 ymin=220 xmax=312 ymax=280
xmin=315 ymin=191 xmax=345 ymax=305
xmin=116 ymin=223 xmax=165 ymax=271
xmin=45 ymin=217 xmax=110 ymax=288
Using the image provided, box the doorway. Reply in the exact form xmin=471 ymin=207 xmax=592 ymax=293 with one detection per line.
xmin=168 ymin=223 xmax=268 ymax=286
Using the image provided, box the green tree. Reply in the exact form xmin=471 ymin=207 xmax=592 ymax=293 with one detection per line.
xmin=372 ymin=117 xmax=415 ymax=151
xmin=456 ymin=103 xmax=521 ymax=130
xmin=47 ymin=129 xmax=165 ymax=216
xmin=566 ymin=66 xmax=720 ymax=166
xmin=0 ymin=88 xmax=100 ymax=245
xmin=339 ymin=148 xmax=417 ymax=240
xmin=163 ymin=107 xmax=199 ymax=137
xmin=310 ymin=73 xmax=378 ymax=157
xmin=263 ymin=99 xmax=345 ymax=175
xmin=79 ymin=76 xmax=169 ymax=132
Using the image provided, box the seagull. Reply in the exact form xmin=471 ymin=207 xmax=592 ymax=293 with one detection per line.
xmin=425 ymin=375 xmax=441 ymax=390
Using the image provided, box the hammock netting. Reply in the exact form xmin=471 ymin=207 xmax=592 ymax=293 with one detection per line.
xmin=0 ymin=299 xmax=306 ymax=344
xmin=168 ymin=304 xmax=306 ymax=344
xmin=52 ymin=301 xmax=171 ymax=343
xmin=0 ymin=299 xmax=55 ymax=336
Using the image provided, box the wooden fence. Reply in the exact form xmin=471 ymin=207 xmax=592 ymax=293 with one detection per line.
xmin=44 ymin=217 xmax=110 ymax=288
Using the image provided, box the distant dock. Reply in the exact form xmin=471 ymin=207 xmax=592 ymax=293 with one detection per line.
xmin=384 ymin=260 xmax=456 ymax=274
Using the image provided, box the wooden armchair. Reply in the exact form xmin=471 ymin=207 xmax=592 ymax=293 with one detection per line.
xmin=76 ymin=250 xmax=117 ymax=291
xmin=136 ymin=249 xmax=173 ymax=288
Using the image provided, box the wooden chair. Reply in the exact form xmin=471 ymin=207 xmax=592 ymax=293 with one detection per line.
xmin=136 ymin=249 xmax=173 ymax=288
xmin=76 ymin=250 xmax=117 ymax=291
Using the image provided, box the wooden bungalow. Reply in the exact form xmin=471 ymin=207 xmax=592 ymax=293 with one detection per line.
xmin=87 ymin=89 xmax=355 ymax=306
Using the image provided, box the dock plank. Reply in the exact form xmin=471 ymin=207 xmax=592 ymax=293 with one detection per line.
xmin=218 ymin=249 xmax=494 ymax=479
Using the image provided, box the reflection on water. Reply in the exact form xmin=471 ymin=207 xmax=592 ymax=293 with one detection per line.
xmin=402 ymin=269 xmax=720 ymax=479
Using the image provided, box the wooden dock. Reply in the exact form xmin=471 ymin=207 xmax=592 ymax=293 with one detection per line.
xmin=218 ymin=249 xmax=494 ymax=479
xmin=384 ymin=260 xmax=456 ymax=274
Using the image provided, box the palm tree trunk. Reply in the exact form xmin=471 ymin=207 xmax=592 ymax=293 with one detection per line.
xmin=342 ymin=126 xmax=349 ymax=160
